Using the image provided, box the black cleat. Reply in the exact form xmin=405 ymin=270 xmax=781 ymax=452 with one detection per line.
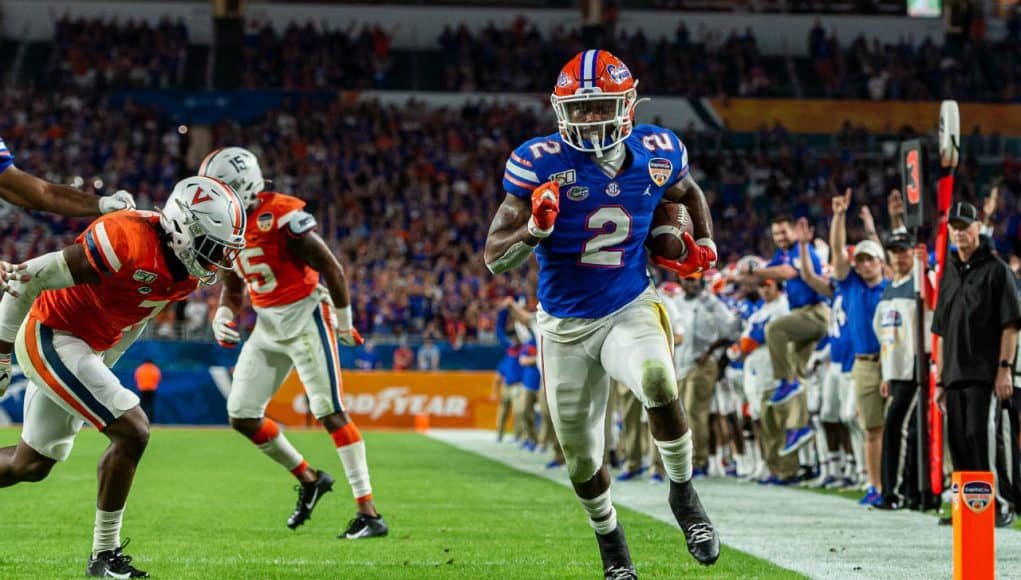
xmin=86 ymin=540 xmax=149 ymax=578
xmin=596 ymin=525 xmax=637 ymax=579
xmin=341 ymin=513 xmax=389 ymax=539
xmin=668 ymin=480 xmax=720 ymax=566
xmin=288 ymin=470 xmax=334 ymax=529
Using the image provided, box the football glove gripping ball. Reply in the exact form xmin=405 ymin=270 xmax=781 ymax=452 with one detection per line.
xmin=652 ymin=234 xmax=718 ymax=278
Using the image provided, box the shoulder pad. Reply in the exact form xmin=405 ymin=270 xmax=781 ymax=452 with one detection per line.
xmin=282 ymin=210 xmax=317 ymax=237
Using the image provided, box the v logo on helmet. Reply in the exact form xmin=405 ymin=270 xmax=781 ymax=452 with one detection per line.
xmin=192 ymin=187 xmax=213 ymax=205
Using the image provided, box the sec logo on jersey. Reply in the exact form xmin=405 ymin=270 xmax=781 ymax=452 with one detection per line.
xmin=605 ymin=182 xmax=621 ymax=197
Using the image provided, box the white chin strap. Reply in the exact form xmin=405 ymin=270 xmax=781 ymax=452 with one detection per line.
xmin=591 ymin=141 xmax=626 ymax=176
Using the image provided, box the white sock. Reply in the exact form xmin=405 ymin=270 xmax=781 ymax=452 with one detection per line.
xmin=258 ymin=435 xmax=307 ymax=476
xmin=92 ymin=508 xmax=123 ymax=556
xmin=654 ymin=431 xmax=693 ymax=484
xmin=249 ymin=419 xmax=308 ymax=477
xmin=579 ymin=489 xmax=618 ymax=535
xmin=829 ymin=452 xmax=844 ymax=478
xmin=332 ymin=424 xmax=373 ymax=503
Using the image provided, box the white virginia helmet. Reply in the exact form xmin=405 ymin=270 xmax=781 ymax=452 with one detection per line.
xmin=197 ymin=147 xmax=265 ymax=210
xmin=160 ymin=175 xmax=247 ymax=284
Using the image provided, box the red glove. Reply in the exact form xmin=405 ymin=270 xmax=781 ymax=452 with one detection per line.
xmin=652 ymin=234 xmax=718 ymax=278
xmin=528 ymin=181 xmax=560 ymax=238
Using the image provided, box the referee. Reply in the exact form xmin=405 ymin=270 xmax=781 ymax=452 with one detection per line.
xmin=932 ymin=202 xmax=1021 ymax=527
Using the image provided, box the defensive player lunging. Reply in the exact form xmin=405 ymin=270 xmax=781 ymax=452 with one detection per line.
xmin=485 ymin=50 xmax=720 ymax=579
xmin=0 ymin=176 xmax=246 ymax=578
xmin=200 ymin=148 xmax=388 ymax=539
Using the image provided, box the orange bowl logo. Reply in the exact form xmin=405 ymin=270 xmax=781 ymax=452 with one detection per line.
xmin=962 ymin=481 xmax=993 ymax=514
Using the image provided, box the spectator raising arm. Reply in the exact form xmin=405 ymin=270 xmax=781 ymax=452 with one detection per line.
xmin=795 ymin=218 xmax=832 ymax=299
xmin=888 ymin=189 xmax=907 ymax=233
xmin=830 ymin=189 xmax=852 ymax=281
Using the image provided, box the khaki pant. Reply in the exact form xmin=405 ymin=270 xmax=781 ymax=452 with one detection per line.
xmin=852 ymin=358 xmax=885 ymax=430
xmin=514 ymin=387 xmax=539 ymax=443
xmin=617 ymin=382 xmax=644 ymax=473
xmin=765 ymin=303 xmax=830 ymax=382
xmin=760 ymin=388 xmax=808 ymax=479
xmin=497 ymin=382 xmax=519 ymax=439
xmin=538 ymin=383 xmax=563 ymax=460
xmin=680 ymin=359 xmax=718 ymax=469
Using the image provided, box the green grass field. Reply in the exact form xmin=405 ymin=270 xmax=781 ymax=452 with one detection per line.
xmin=0 ymin=428 xmax=794 ymax=579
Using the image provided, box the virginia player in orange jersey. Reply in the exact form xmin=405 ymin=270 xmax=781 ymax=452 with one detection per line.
xmin=0 ymin=176 xmax=246 ymax=578
xmin=199 ymin=147 xmax=388 ymax=540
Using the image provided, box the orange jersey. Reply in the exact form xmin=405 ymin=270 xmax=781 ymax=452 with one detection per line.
xmin=31 ymin=212 xmax=199 ymax=352
xmin=234 ymin=192 xmax=319 ymax=308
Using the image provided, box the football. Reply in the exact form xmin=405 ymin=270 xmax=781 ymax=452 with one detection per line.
xmin=646 ymin=202 xmax=692 ymax=260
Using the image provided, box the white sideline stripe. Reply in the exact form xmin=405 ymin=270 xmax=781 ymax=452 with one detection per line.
xmin=429 ymin=429 xmax=1021 ymax=580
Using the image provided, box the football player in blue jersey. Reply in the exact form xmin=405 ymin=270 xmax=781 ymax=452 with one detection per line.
xmin=484 ymin=50 xmax=719 ymax=578
xmin=0 ymin=136 xmax=135 ymax=296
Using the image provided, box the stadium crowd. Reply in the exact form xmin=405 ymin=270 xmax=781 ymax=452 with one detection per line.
xmin=36 ymin=11 xmax=1021 ymax=101
xmin=2 ymin=85 xmax=1018 ymax=345
xmin=45 ymin=16 xmax=190 ymax=90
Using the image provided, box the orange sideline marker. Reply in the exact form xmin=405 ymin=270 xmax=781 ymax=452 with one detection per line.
xmin=952 ymin=471 xmax=995 ymax=580
xmin=414 ymin=413 xmax=430 ymax=434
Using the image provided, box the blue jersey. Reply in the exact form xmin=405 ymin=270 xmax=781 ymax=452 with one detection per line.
xmin=503 ymin=125 xmax=689 ymax=319
xmin=495 ymin=308 xmax=524 ymax=383
xmin=829 ymin=282 xmax=855 ymax=372
xmin=520 ymin=340 xmax=540 ymax=391
xmin=838 ymin=271 xmax=888 ymax=356
xmin=0 ymin=137 xmax=14 ymax=174
xmin=767 ymin=244 xmax=824 ymax=309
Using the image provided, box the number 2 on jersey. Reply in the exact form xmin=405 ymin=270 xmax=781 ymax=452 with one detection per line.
xmin=236 ymin=248 xmax=278 ymax=294
xmin=580 ymin=206 xmax=631 ymax=268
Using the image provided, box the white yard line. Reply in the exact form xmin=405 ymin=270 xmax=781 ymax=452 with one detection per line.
xmin=429 ymin=429 xmax=1021 ymax=580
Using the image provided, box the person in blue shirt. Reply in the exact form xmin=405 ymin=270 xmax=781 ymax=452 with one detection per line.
xmin=516 ymin=338 xmax=541 ymax=451
xmin=353 ymin=340 xmax=383 ymax=370
xmin=493 ymin=306 xmax=523 ymax=443
xmin=750 ymin=215 xmax=829 ymax=459
xmin=484 ymin=50 xmax=719 ymax=574
xmin=829 ymin=189 xmax=890 ymax=507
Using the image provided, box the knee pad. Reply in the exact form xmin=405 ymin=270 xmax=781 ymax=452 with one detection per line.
xmin=565 ymin=448 xmax=601 ymax=483
xmin=639 ymin=359 xmax=677 ymax=407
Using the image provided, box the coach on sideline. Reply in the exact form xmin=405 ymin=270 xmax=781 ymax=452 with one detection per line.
xmin=933 ymin=201 xmax=1021 ymax=527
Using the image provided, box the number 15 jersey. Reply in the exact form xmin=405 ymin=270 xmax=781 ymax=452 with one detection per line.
xmin=503 ymin=124 xmax=689 ymax=319
xmin=234 ymin=192 xmax=319 ymax=309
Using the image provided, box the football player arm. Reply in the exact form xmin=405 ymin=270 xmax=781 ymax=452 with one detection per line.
xmin=287 ymin=230 xmax=363 ymax=346
xmin=0 ymin=244 xmax=96 ymax=353
xmin=217 ymin=269 xmax=245 ymax=316
xmin=484 ymin=194 xmax=542 ymax=274
xmin=0 ymin=166 xmax=133 ymax=217
xmin=287 ymin=231 xmax=351 ymax=309
xmin=662 ymin=174 xmax=714 ymax=244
